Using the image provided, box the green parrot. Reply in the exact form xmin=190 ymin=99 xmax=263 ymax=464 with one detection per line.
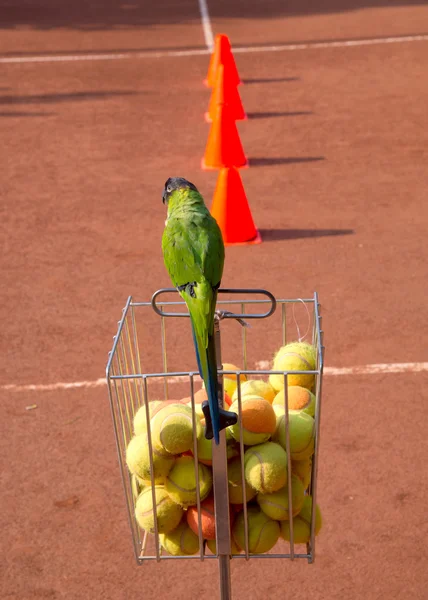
xmin=161 ymin=177 xmax=236 ymax=444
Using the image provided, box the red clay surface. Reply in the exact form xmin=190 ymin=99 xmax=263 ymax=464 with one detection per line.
xmin=1 ymin=2 xmax=428 ymax=599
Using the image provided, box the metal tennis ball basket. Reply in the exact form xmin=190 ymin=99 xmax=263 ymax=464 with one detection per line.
xmin=106 ymin=288 xmax=324 ymax=600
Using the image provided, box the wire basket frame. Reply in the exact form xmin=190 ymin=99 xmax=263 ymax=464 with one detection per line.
xmin=106 ymin=289 xmax=324 ymax=569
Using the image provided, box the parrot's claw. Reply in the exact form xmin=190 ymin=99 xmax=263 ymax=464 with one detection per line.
xmin=214 ymin=310 xmax=250 ymax=328
xmin=202 ymin=401 xmax=238 ymax=441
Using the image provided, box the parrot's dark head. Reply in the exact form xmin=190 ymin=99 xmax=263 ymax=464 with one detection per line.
xmin=162 ymin=177 xmax=199 ymax=206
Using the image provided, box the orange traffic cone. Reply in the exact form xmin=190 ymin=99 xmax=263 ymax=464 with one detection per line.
xmin=204 ymin=34 xmax=241 ymax=88
xmin=205 ymin=64 xmax=247 ymax=123
xmin=210 ymin=167 xmax=261 ymax=245
xmin=201 ymin=104 xmax=248 ymax=170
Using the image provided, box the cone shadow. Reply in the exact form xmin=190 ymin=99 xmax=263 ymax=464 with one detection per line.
xmin=250 ymin=156 xmax=325 ymax=167
xmin=258 ymin=228 xmax=355 ymax=242
xmin=247 ymin=111 xmax=312 ymax=119
xmin=0 ymin=90 xmax=139 ymax=105
xmin=0 ymin=111 xmax=56 ymax=117
xmin=242 ymin=77 xmax=300 ymax=84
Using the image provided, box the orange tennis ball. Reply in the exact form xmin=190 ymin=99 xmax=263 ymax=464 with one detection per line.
xmin=187 ymin=495 xmax=217 ymax=540
xmin=229 ymin=395 xmax=277 ymax=445
xmin=186 ymin=495 xmax=235 ymax=541
xmin=273 ymin=386 xmax=316 ymax=417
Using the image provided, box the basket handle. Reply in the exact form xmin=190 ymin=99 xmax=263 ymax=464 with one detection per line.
xmin=151 ymin=287 xmax=277 ymax=319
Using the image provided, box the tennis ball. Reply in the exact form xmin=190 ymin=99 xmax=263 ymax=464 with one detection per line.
xmin=273 ymin=404 xmax=285 ymax=419
xmin=226 ymin=434 xmax=240 ymax=460
xmin=273 ymin=386 xmax=316 ymax=417
xmin=291 ymin=457 xmax=312 ymax=490
xmin=191 ymin=433 xmax=239 ymax=466
xmin=272 ymin=410 xmax=315 ymax=460
xmin=228 ymin=395 xmax=277 ymax=445
xmin=244 ymin=441 xmax=288 ymax=494
xmin=186 ymin=495 xmax=217 ymax=540
xmin=232 ymin=379 xmax=276 ymax=404
xmin=206 ymin=537 xmax=241 ymax=555
xmin=183 ymin=388 xmax=232 ymax=418
xmin=257 ymin=474 xmax=305 ymax=521
xmin=133 ymin=401 xmax=164 ymax=436
xmin=192 ymin=434 xmax=213 ymax=466
xmin=135 ymin=485 xmax=183 ymax=534
xmin=151 ymin=403 xmax=202 ymax=455
xmin=280 ymin=495 xmax=322 ymax=544
xmin=227 ymin=456 xmax=257 ymax=504
xmin=126 ymin=434 xmax=175 ymax=483
xmin=222 ymin=363 xmax=247 ymax=398
xmin=131 ymin=473 xmax=146 ymax=502
xmin=232 ymin=505 xmax=280 ymax=553
xmin=269 ymin=341 xmax=316 ymax=391
xmin=183 ymin=388 xmax=210 ymax=419
xmin=159 ymin=520 xmax=200 ymax=556
xmin=165 ymin=456 xmax=213 ymax=507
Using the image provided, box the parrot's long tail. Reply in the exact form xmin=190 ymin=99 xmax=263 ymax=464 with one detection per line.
xmin=190 ymin=320 xmax=236 ymax=445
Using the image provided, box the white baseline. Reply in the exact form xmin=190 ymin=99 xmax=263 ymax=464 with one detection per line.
xmin=198 ymin=0 xmax=214 ymax=51
xmin=0 ymin=34 xmax=427 ymax=65
xmin=2 ymin=362 xmax=428 ymax=392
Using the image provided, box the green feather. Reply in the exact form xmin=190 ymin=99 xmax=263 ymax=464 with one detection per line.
xmin=162 ymin=185 xmax=225 ymax=442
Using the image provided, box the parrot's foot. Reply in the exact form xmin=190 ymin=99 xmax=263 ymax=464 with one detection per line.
xmin=214 ymin=310 xmax=250 ymax=328
xmin=202 ymin=401 xmax=238 ymax=441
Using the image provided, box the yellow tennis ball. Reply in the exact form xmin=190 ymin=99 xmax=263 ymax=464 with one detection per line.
xmin=183 ymin=388 xmax=213 ymax=419
xmin=131 ymin=473 xmax=146 ymax=502
xmin=244 ymin=441 xmax=288 ymax=494
xmin=190 ymin=432 xmax=238 ymax=466
xmin=135 ymin=485 xmax=183 ymax=534
xmin=273 ymin=404 xmax=285 ymax=419
xmin=159 ymin=520 xmax=200 ymax=555
xmin=232 ymin=379 xmax=276 ymax=404
xmin=291 ymin=457 xmax=312 ymax=490
xmin=165 ymin=456 xmax=212 ymax=507
xmin=227 ymin=456 xmax=257 ymax=504
xmin=222 ymin=363 xmax=247 ymax=398
xmin=126 ymin=434 xmax=175 ymax=483
xmin=232 ymin=505 xmax=280 ymax=553
xmin=192 ymin=434 xmax=213 ymax=466
xmin=272 ymin=386 xmax=316 ymax=417
xmin=272 ymin=410 xmax=315 ymax=460
xmin=133 ymin=400 xmax=163 ymax=436
xmin=151 ymin=403 xmax=202 ymax=455
xmin=206 ymin=537 xmax=241 ymax=555
xmin=280 ymin=495 xmax=322 ymax=544
xmin=228 ymin=395 xmax=277 ymax=446
xmin=256 ymin=474 xmax=305 ymax=521
xmin=269 ymin=342 xmax=316 ymax=392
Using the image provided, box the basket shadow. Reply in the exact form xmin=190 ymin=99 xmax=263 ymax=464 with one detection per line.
xmin=259 ymin=228 xmax=355 ymax=242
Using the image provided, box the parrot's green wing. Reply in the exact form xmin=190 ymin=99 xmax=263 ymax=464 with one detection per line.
xmin=162 ymin=205 xmax=229 ymax=443
xmin=162 ymin=211 xmax=224 ymax=309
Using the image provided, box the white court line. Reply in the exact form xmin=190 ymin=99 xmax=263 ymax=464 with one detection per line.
xmin=2 ymin=362 xmax=427 ymax=392
xmin=198 ymin=0 xmax=214 ymax=51
xmin=0 ymin=34 xmax=427 ymax=65
xmin=232 ymin=34 xmax=428 ymax=54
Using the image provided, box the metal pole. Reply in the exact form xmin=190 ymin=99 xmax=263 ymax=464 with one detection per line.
xmin=212 ymin=315 xmax=232 ymax=600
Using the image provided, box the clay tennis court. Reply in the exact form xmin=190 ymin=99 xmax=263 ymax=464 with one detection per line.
xmin=1 ymin=1 xmax=428 ymax=598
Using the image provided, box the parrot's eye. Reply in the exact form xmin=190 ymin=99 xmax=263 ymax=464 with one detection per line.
xmin=166 ymin=185 xmax=172 ymax=193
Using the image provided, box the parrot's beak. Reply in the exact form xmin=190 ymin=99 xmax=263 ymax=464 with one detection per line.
xmin=162 ymin=189 xmax=167 ymax=204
